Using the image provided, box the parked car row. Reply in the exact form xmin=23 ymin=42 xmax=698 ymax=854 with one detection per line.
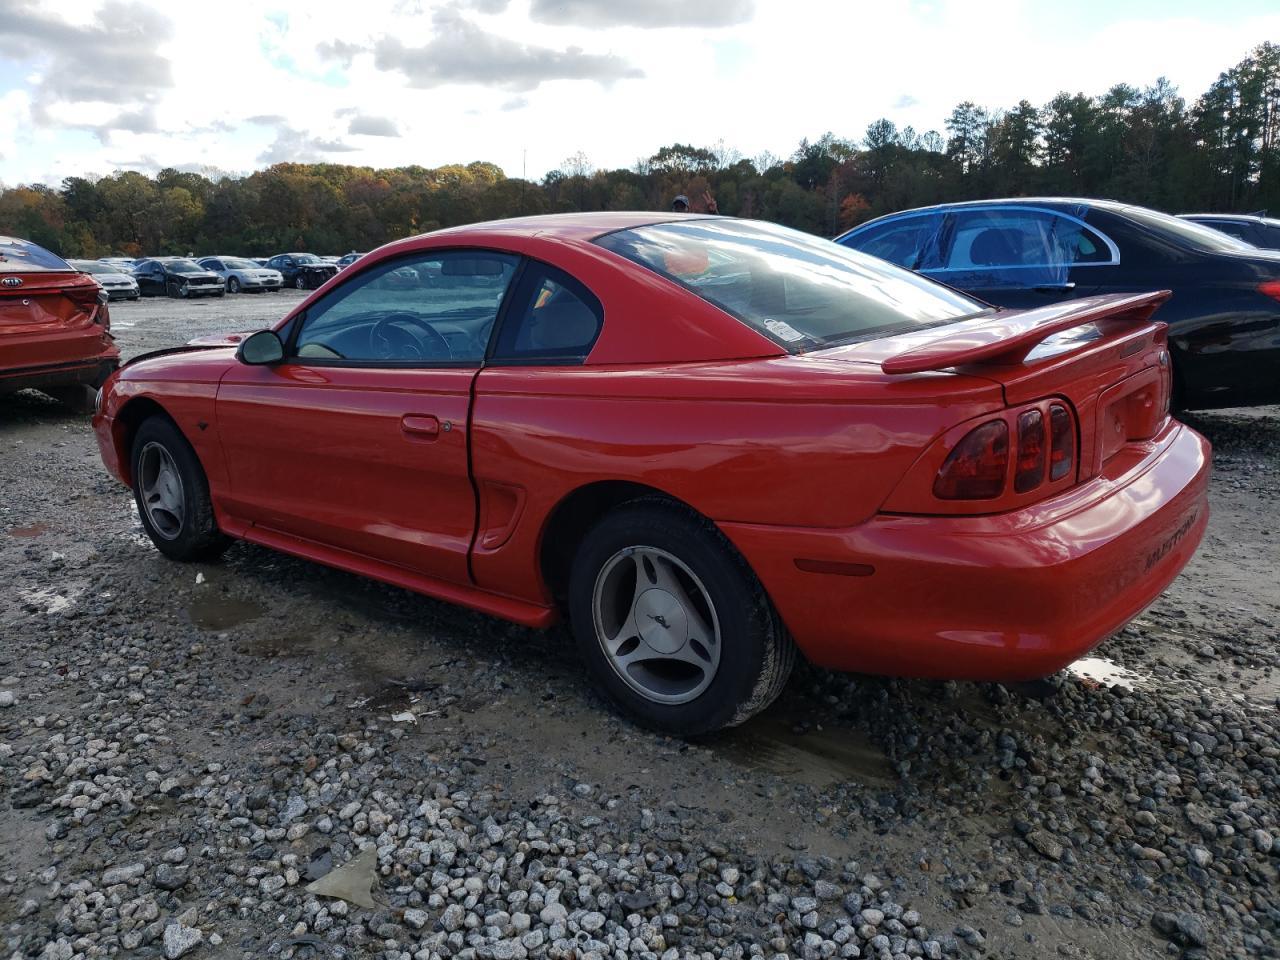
xmin=71 ymin=251 xmax=358 ymax=296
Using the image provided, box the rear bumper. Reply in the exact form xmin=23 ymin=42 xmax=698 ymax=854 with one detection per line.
xmin=720 ymin=420 xmax=1210 ymax=681
xmin=0 ymin=356 xmax=119 ymax=395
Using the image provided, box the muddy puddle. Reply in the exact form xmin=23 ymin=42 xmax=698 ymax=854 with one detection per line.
xmin=188 ymin=594 xmax=267 ymax=631
xmin=7 ymin=522 xmax=50 ymax=538
xmin=1068 ymin=656 xmax=1149 ymax=690
xmin=713 ymin=710 xmax=896 ymax=789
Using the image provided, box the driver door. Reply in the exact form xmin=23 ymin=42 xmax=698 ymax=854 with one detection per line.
xmin=215 ymin=249 xmax=520 ymax=585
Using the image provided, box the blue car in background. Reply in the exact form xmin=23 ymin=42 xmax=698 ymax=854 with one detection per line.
xmin=835 ymin=198 xmax=1280 ymax=410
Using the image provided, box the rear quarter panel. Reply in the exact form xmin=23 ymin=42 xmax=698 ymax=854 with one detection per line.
xmin=469 ymin=358 xmax=1004 ymax=603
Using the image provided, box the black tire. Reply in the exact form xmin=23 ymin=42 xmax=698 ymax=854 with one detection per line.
xmin=228 ymin=277 xmax=241 ymax=294
xmin=165 ymin=280 xmax=180 ymax=298
xmin=130 ymin=416 xmax=232 ymax=562
xmin=45 ymin=384 xmax=96 ymax=413
xmin=568 ymin=499 xmax=795 ymax=736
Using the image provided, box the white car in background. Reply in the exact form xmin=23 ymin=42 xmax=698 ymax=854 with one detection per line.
xmin=197 ymin=256 xmax=284 ymax=294
xmin=68 ymin=259 xmax=140 ymax=301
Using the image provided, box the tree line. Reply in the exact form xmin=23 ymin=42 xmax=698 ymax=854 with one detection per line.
xmin=2 ymin=43 xmax=1277 ymax=258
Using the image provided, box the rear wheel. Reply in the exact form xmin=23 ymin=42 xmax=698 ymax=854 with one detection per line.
xmin=568 ymin=499 xmax=795 ymax=735
xmin=130 ymin=417 xmax=231 ymax=561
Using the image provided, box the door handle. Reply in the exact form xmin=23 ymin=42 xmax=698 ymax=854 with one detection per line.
xmin=400 ymin=414 xmax=440 ymax=440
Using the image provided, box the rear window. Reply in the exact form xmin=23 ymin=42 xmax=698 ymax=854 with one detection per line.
xmin=0 ymin=236 xmax=72 ymax=273
xmin=1123 ymin=207 xmax=1255 ymax=253
xmin=595 ymin=219 xmax=988 ymax=352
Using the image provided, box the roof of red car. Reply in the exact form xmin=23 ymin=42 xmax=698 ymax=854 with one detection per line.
xmin=424 ymin=211 xmax=710 ymax=242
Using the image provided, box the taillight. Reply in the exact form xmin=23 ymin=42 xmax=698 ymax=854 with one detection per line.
xmin=63 ymin=285 xmax=108 ymax=325
xmin=1258 ymin=280 xmax=1280 ymax=302
xmin=1048 ymin=404 xmax=1074 ymax=481
xmin=1014 ymin=409 xmax=1046 ymax=493
xmin=933 ymin=420 xmax=1008 ymax=500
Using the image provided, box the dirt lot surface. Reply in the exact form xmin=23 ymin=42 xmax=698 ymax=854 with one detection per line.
xmin=1 ymin=293 xmax=1277 ymax=960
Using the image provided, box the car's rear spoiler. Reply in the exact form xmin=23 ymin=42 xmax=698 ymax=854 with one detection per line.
xmin=880 ymin=291 xmax=1172 ymax=375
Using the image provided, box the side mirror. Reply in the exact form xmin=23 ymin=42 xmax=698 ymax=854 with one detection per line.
xmin=236 ymin=329 xmax=285 ymax=365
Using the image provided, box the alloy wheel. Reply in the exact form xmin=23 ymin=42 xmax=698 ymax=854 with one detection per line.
xmin=591 ymin=546 xmax=721 ymax=704
xmin=138 ymin=442 xmax=185 ymax=540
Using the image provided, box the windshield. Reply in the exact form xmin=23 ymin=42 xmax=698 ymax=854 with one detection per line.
xmin=69 ymin=259 xmax=112 ymax=274
xmin=596 ymin=219 xmax=988 ymax=352
xmin=223 ymin=258 xmax=260 ymax=269
xmin=0 ymin=236 xmax=73 ymax=273
xmin=293 ymin=254 xmax=321 ymax=264
xmin=166 ymin=259 xmax=206 ymax=273
xmin=1123 ymin=206 xmax=1255 ymax=253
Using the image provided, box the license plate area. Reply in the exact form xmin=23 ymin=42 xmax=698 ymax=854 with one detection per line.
xmin=1095 ymin=367 xmax=1166 ymax=466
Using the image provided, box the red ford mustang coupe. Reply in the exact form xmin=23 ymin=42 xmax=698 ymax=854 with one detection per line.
xmin=92 ymin=213 xmax=1209 ymax=734
xmin=1 ymin=235 xmax=118 ymax=410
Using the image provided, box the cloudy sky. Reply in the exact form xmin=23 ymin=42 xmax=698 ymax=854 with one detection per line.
xmin=1 ymin=0 xmax=1278 ymax=186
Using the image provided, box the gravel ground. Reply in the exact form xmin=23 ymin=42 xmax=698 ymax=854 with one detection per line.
xmin=1 ymin=293 xmax=1277 ymax=960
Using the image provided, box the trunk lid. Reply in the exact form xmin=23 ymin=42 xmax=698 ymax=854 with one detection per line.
xmin=0 ymin=272 xmax=111 ymax=367
xmin=825 ymin=291 xmax=1174 ymax=481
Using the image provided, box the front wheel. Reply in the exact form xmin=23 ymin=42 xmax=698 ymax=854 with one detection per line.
xmin=294 ymin=275 xmax=306 ymax=290
xmin=165 ymin=281 xmax=180 ymax=298
xmin=130 ymin=417 xmax=232 ymax=562
xmin=568 ymin=500 xmax=795 ymax=736
xmin=228 ymin=277 xmax=241 ymax=294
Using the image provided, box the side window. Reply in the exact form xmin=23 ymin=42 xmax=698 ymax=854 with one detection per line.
xmin=845 ymin=215 xmax=942 ymax=270
xmin=291 ymin=250 xmax=519 ymax=365
xmin=941 ymin=209 xmax=1113 ymax=272
xmin=491 ymin=262 xmax=603 ymax=363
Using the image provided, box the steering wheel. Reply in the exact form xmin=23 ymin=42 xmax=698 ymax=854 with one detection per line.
xmin=369 ymin=313 xmax=452 ymax=361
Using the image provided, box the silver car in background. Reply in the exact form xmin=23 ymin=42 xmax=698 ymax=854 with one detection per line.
xmin=67 ymin=259 xmax=140 ymax=301
xmin=197 ymin=256 xmax=284 ymax=293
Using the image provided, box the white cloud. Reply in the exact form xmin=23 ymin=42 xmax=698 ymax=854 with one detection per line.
xmin=0 ymin=0 xmax=1277 ymax=186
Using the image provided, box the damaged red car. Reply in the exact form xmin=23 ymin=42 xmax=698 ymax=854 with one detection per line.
xmin=1 ymin=235 xmax=118 ymax=410
xmin=92 ymin=214 xmax=1209 ymax=734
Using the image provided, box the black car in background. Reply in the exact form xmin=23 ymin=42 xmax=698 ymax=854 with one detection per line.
xmin=265 ymin=253 xmax=339 ymax=290
xmin=836 ymin=199 xmax=1280 ymax=410
xmin=132 ymin=258 xmax=225 ymax=299
xmin=1180 ymin=213 xmax=1280 ymax=250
